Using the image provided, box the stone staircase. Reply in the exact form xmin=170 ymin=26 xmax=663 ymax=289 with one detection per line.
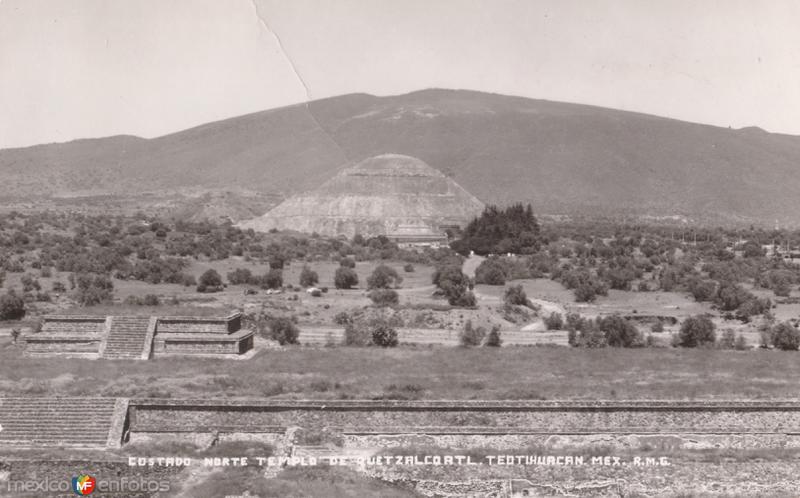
xmin=0 ymin=397 xmax=118 ymax=448
xmin=102 ymin=316 xmax=152 ymax=359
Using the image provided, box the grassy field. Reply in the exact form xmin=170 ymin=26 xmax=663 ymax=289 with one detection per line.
xmin=2 ymin=338 xmax=798 ymax=400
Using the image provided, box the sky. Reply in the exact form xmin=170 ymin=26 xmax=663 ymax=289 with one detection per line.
xmin=1 ymin=0 xmax=799 ymax=149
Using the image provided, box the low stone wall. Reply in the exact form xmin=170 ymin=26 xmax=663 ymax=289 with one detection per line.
xmin=24 ymin=335 xmax=101 ymax=353
xmin=152 ymin=330 xmax=254 ymax=355
xmin=154 ymin=313 xmax=242 ymax=335
xmin=39 ymin=315 xmax=106 ymax=335
xmin=126 ymin=400 xmax=800 ymax=445
xmin=344 ymin=432 xmax=800 ymax=451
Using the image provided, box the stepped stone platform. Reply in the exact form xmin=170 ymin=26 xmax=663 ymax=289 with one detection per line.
xmin=24 ymin=315 xmax=107 ymax=356
xmin=23 ymin=312 xmax=253 ymax=359
xmin=151 ymin=313 xmax=253 ymax=356
xmin=0 ymin=397 xmax=127 ymax=449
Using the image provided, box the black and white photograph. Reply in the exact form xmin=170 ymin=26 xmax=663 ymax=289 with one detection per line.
xmin=2 ymin=1 xmax=800 ymax=496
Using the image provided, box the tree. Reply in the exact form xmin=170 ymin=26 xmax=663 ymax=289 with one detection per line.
xmin=434 ymin=265 xmax=475 ymax=306
xmin=367 ymin=264 xmax=402 ymax=290
xmin=260 ymin=269 xmax=283 ymax=290
xmin=451 ymin=203 xmax=541 ymax=256
xmin=368 ymin=289 xmax=399 ymax=307
xmin=678 ymin=315 xmax=716 ymax=348
xmin=0 ymin=290 xmax=25 ymax=320
xmin=475 ymin=257 xmax=507 ymax=285
xmin=269 ymin=317 xmax=299 ymax=345
xmin=504 ymin=284 xmax=528 ymax=307
xmin=299 ymin=265 xmax=319 ymax=288
xmin=771 ymin=322 xmax=800 ymax=351
xmin=227 ymin=268 xmax=255 ymax=285
xmin=197 ymin=269 xmax=223 ymax=292
xmin=74 ymin=273 xmax=114 ymax=305
xmin=485 ymin=325 xmax=502 ymax=347
xmin=334 ymin=267 xmax=359 ymax=289
xmin=544 ymin=312 xmax=564 ymax=330
xmin=598 ymin=315 xmax=642 ymax=348
xmin=268 ymin=254 xmax=285 ymax=270
xmin=372 ymin=322 xmax=398 ymax=347
xmin=459 ymin=320 xmax=486 ymax=347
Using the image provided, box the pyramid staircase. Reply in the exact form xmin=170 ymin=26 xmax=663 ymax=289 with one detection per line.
xmin=0 ymin=397 xmax=121 ymax=448
xmin=101 ymin=316 xmax=152 ymax=360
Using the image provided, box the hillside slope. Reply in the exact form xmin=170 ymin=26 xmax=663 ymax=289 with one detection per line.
xmin=2 ymin=89 xmax=800 ymax=225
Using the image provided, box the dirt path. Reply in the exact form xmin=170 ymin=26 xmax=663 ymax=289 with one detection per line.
xmin=461 ymin=255 xmax=485 ymax=278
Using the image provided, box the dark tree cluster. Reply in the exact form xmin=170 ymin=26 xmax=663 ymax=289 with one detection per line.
xmin=451 ymin=203 xmax=541 ymax=256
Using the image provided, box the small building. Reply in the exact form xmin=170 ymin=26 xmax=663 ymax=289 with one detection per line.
xmin=387 ymin=222 xmax=449 ymax=248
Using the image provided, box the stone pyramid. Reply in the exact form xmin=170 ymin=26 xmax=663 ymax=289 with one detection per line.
xmin=239 ymin=154 xmax=485 ymax=238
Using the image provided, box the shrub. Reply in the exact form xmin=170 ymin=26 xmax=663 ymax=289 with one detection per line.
xmin=299 ymin=266 xmax=319 ymax=288
xmin=368 ymin=289 xmax=399 ymax=307
xmin=460 ymin=320 xmax=486 ymax=347
xmin=74 ymin=273 xmax=115 ymax=305
xmin=35 ymin=291 xmax=51 ymax=302
xmin=771 ymin=322 xmax=800 ymax=351
xmin=452 ymin=291 xmax=477 ymax=307
xmin=227 ymin=268 xmax=255 ymax=285
xmin=260 ymin=269 xmax=283 ymax=290
xmin=485 ymin=326 xmax=502 ymax=347
xmin=650 ymin=321 xmax=664 ymax=333
xmin=199 ymin=269 xmax=223 ymax=288
xmin=503 ymin=284 xmax=528 ymax=307
xmin=434 ymin=266 xmax=475 ymax=307
xmin=268 ymin=255 xmax=285 ymax=270
xmin=367 ymin=265 xmax=402 ymax=290
xmin=52 ymin=281 xmax=66 ymax=293
xmin=343 ymin=323 xmax=371 ymax=346
xmin=269 ymin=317 xmax=299 ymax=345
xmin=339 ymin=257 xmax=356 ymax=268
xmin=474 ymin=257 xmax=508 ymax=285
xmin=577 ymin=327 xmax=607 ymax=348
xmin=0 ymin=291 xmax=25 ymax=320
xmin=677 ymin=315 xmax=716 ymax=348
xmin=598 ymin=315 xmax=642 ymax=348
xmin=544 ymin=312 xmax=564 ymax=330
xmin=574 ymin=283 xmax=601 ymax=303
xmin=21 ymin=274 xmax=41 ymax=292
xmin=142 ymin=294 xmax=160 ymax=306
xmin=334 ymin=267 xmax=359 ymax=289
xmin=333 ymin=311 xmax=352 ymax=326
xmin=403 ymin=263 xmax=415 ymax=273
xmin=372 ymin=322 xmax=398 ymax=347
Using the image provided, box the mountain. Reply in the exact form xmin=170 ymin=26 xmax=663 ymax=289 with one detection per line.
xmin=2 ymin=89 xmax=800 ymax=225
xmin=239 ymin=154 xmax=484 ymax=237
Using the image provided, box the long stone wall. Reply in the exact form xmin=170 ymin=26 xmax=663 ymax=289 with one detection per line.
xmin=298 ymin=327 xmax=570 ymax=346
xmin=126 ymin=400 xmax=800 ymax=449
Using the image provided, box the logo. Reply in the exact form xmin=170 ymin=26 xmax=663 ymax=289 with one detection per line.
xmin=71 ymin=474 xmax=96 ymax=495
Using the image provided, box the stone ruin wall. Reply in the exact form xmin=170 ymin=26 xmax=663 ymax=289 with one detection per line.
xmin=126 ymin=400 xmax=800 ymax=451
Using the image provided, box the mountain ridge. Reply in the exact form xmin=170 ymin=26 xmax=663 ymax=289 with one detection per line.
xmin=2 ymin=88 xmax=800 ymax=226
